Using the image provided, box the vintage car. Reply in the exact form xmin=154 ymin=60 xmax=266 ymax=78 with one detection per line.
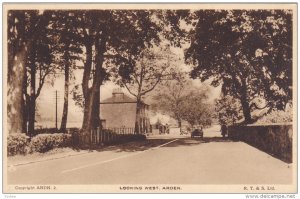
xmin=191 ymin=127 xmax=204 ymax=138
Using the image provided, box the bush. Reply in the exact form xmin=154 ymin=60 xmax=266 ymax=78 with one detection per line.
xmin=29 ymin=133 xmax=72 ymax=153
xmin=256 ymin=107 xmax=293 ymax=124
xmin=7 ymin=133 xmax=30 ymax=156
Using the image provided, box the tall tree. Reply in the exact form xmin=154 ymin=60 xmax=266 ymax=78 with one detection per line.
xmin=116 ymin=45 xmax=180 ymax=134
xmin=56 ymin=10 xmax=186 ymax=138
xmin=152 ymin=78 xmax=211 ymax=128
xmin=180 ymin=91 xmax=212 ymax=127
xmin=79 ymin=10 xmax=111 ymax=134
xmin=7 ymin=10 xmax=55 ymax=136
xmin=215 ymin=95 xmax=243 ymax=126
xmin=51 ymin=11 xmax=83 ymax=132
xmin=185 ymin=10 xmax=293 ymax=124
xmin=24 ymin=11 xmax=55 ymax=136
xmin=77 ymin=10 xmax=169 ymax=136
xmin=152 ymin=75 xmax=189 ymax=128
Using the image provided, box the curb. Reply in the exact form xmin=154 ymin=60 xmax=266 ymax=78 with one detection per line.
xmin=8 ymin=151 xmax=91 ymax=167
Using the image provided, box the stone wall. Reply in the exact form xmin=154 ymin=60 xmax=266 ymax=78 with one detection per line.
xmin=228 ymin=124 xmax=293 ymax=163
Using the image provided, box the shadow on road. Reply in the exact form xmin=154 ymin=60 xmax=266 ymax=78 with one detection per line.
xmin=94 ymin=137 xmax=235 ymax=153
xmin=163 ymin=137 xmax=234 ymax=147
xmin=95 ymin=139 xmax=168 ymax=153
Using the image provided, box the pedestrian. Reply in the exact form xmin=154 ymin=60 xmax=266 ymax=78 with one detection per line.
xmin=221 ymin=124 xmax=227 ymax=138
xmin=166 ymin=123 xmax=169 ymax=134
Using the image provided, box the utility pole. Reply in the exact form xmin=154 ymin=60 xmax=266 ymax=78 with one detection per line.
xmin=55 ymin=90 xmax=58 ymax=130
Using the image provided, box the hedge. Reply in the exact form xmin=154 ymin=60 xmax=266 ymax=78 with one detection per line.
xmin=29 ymin=133 xmax=72 ymax=153
xmin=7 ymin=133 xmax=30 ymax=156
xmin=7 ymin=133 xmax=72 ymax=156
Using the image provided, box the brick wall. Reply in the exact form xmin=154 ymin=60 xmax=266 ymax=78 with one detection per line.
xmin=228 ymin=124 xmax=293 ymax=163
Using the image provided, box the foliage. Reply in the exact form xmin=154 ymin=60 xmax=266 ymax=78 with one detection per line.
xmin=152 ymin=78 xmax=188 ymax=127
xmin=7 ymin=10 xmax=187 ymax=136
xmin=185 ymin=10 xmax=293 ymax=123
xmin=29 ymin=133 xmax=72 ymax=153
xmin=113 ymin=44 xmax=182 ymax=134
xmin=24 ymin=10 xmax=57 ymax=97
xmin=71 ymin=84 xmax=85 ymax=109
xmin=90 ymin=11 xmax=185 ymax=134
xmin=215 ymin=95 xmax=244 ymax=125
xmin=180 ymin=90 xmax=212 ymax=127
xmin=7 ymin=133 xmax=30 ymax=156
xmin=256 ymin=105 xmax=293 ymax=124
xmin=153 ymin=77 xmax=212 ymax=127
xmin=75 ymin=10 xmax=171 ymax=131
xmin=50 ymin=11 xmax=84 ymax=131
xmin=114 ymin=44 xmax=181 ymax=97
xmin=7 ymin=10 xmax=60 ymax=135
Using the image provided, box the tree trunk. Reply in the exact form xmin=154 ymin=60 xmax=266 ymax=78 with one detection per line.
xmin=135 ymin=98 xmax=143 ymax=134
xmin=177 ymin=118 xmax=182 ymax=128
xmin=7 ymin=13 xmax=27 ymax=135
xmin=81 ymin=40 xmax=93 ymax=133
xmin=7 ymin=46 xmax=27 ymax=134
xmin=240 ymin=80 xmax=252 ymax=124
xmin=81 ymin=34 xmax=106 ymax=138
xmin=60 ymin=51 xmax=70 ymax=132
xmin=240 ymin=95 xmax=252 ymax=123
xmin=92 ymin=88 xmax=100 ymax=129
xmin=22 ymin=65 xmax=28 ymax=133
xmin=28 ymin=44 xmax=36 ymax=137
xmin=81 ymin=69 xmax=103 ymax=132
xmin=82 ymin=87 xmax=101 ymax=131
xmin=82 ymin=91 xmax=91 ymax=131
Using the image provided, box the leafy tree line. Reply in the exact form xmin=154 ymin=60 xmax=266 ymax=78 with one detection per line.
xmin=7 ymin=9 xmax=185 ymax=136
xmin=8 ymin=11 xmax=55 ymax=136
xmin=7 ymin=9 xmax=293 ymax=139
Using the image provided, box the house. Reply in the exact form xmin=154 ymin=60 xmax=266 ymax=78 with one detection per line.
xmin=99 ymin=88 xmax=150 ymax=134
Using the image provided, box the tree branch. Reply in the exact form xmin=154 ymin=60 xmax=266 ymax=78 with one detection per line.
xmin=250 ymin=102 xmax=270 ymax=110
xmin=82 ymin=41 xmax=93 ymax=99
xmin=140 ymin=77 xmax=161 ymax=96
xmin=143 ymin=73 xmax=173 ymax=81
xmin=35 ymin=66 xmax=50 ymax=99
xmin=123 ymin=82 xmax=137 ymax=97
xmin=132 ymin=72 xmax=141 ymax=88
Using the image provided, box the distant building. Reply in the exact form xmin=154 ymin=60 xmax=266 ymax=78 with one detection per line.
xmin=99 ymin=88 xmax=150 ymax=134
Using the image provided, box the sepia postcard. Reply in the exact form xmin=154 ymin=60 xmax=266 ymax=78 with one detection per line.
xmin=3 ymin=3 xmax=297 ymax=194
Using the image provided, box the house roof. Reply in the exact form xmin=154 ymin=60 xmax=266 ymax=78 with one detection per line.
xmin=100 ymin=89 xmax=148 ymax=106
xmin=100 ymin=94 xmax=137 ymax=104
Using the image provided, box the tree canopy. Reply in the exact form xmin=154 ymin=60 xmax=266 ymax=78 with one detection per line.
xmin=185 ymin=10 xmax=293 ymax=123
xmin=152 ymin=77 xmax=212 ymax=128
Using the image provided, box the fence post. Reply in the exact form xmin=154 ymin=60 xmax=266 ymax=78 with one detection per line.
xmin=89 ymin=129 xmax=93 ymax=145
xmin=99 ymin=129 xmax=102 ymax=143
xmin=103 ymin=129 xmax=105 ymax=143
xmin=91 ymin=129 xmax=93 ymax=145
xmin=96 ymin=127 xmax=99 ymax=144
xmin=107 ymin=131 xmax=109 ymax=143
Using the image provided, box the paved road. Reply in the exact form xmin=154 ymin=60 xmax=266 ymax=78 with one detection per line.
xmin=8 ymin=138 xmax=292 ymax=185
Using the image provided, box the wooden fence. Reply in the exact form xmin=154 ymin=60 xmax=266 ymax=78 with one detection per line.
xmin=108 ymin=127 xmax=135 ymax=135
xmin=77 ymin=127 xmax=143 ymax=147
xmin=90 ymin=128 xmax=123 ymax=145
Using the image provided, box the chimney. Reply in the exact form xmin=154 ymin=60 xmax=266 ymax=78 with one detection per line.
xmin=112 ymin=88 xmax=124 ymax=100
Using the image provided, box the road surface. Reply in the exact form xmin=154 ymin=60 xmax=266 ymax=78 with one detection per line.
xmin=7 ymin=126 xmax=292 ymax=185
